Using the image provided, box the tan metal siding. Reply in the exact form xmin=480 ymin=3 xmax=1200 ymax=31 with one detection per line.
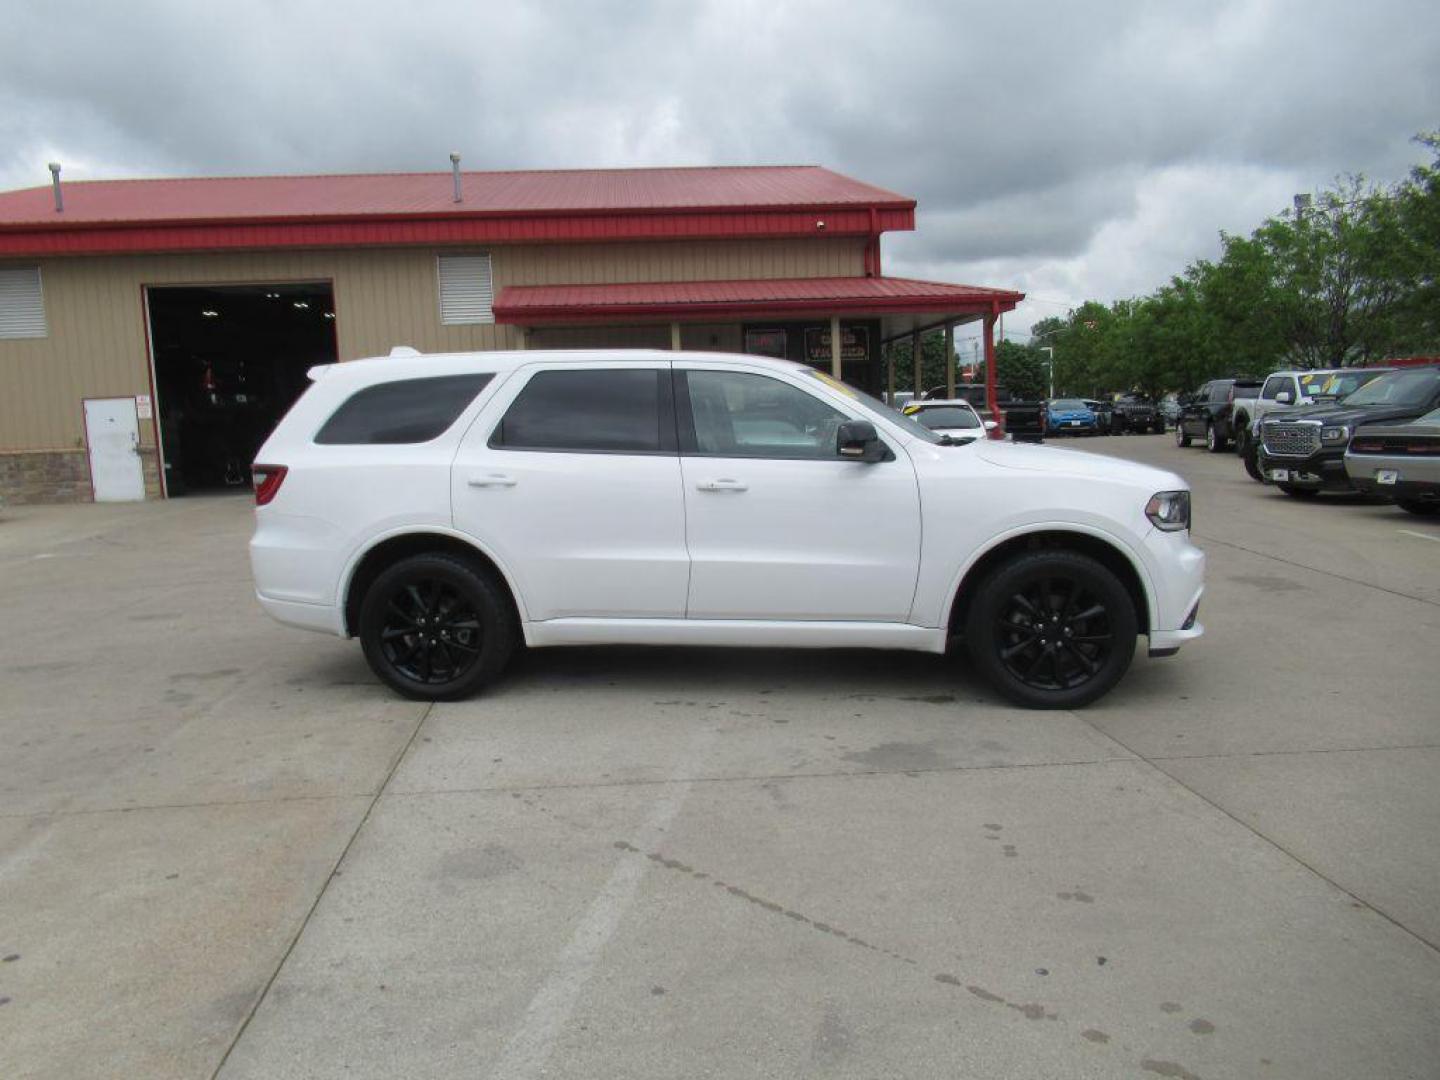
xmin=0 ymin=238 xmax=864 ymax=449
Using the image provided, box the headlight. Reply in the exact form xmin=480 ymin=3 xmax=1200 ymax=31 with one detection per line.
xmin=1145 ymin=490 xmax=1191 ymax=532
xmin=1321 ymin=425 xmax=1350 ymax=444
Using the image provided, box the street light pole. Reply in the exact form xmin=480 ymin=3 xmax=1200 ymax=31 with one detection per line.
xmin=1040 ymin=347 xmax=1055 ymax=398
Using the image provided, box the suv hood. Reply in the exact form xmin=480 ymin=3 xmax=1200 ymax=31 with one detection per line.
xmin=974 ymin=440 xmax=1182 ymax=490
xmin=1267 ymin=401 xmax=1431 ymax=427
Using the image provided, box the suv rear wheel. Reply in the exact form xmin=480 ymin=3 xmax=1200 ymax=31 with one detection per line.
xmin=359 ymin=552 xmax=517 ymax=701
xmin=964 ymin=550 xmax=1138 ymax=709
xmin=1175 ymin=425 xmax=1192 ymax=447
xmin=1205 ymin=422 xmax=1228 ymax=453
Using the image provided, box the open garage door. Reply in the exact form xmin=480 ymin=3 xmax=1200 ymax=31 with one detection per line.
xmin=147 ymin=282 xmax=337 ymax=495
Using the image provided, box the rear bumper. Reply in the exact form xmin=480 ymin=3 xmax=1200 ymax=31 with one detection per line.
xmin=254 ymin=592 xmax=345 ymax=636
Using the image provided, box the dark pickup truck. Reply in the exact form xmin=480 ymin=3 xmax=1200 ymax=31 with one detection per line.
xmin=1112 ymin=393 xmax=1163 ymax=434
xmin=1257 ymin=366 xmax=1440 ymax=497
xmin=1175 ymin=378 xmax=1263 ymax=452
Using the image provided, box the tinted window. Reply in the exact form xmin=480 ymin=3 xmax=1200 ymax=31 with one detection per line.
xmin=913 ymin=406 xmax=980 ymax=430
xmin=315 ymin=374 xmax=493 ymax=444
xmin=1343 ymin=368 xmax=1440 ymax=407
xmin=493 ymin=368 xmax=669 ymax=453
xmin=684 ymin=371 xmax=847 ymax=458
xmin=1261 ymin=376 xmax=1285 ymax=400
xmin=1208 ymin=383 xmax=1230 ymax=402
xmin=1050 ymin=399 xmax=1087 ymax=411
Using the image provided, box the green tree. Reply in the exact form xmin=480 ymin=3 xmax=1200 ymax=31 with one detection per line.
xmin=994 ymin=340 xmax=1046 ymax=399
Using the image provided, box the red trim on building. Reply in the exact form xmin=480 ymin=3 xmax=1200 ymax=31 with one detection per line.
xmin=493 ymin=276 xmax=1023 ymax=325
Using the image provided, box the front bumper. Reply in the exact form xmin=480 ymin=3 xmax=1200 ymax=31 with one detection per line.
xmin=1344 ymin=451 xmax=1440 ymax=499
xmin=1141 ymin=527 xmax=1205 ymax=657
xmin=1257 ymin=449 xmax=1351 ymax=490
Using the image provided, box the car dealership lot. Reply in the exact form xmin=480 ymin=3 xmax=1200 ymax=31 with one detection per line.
xmin=1 ymin=436 xmax=1437 ymax=1080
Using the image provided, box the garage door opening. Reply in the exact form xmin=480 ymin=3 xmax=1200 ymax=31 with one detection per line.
xmin=147 ymin=282 xmax=337 ymax=495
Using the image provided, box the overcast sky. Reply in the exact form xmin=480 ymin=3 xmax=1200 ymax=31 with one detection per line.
xmin=3 ymin=0 xmax=1437 ymax=343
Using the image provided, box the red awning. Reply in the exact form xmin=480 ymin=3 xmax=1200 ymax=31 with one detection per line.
xmin=493 ymin=276 xmax=1023 ymax=324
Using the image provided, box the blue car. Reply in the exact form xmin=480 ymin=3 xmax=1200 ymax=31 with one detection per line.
xmin=1046 ymin=398 xmax=1098 ymax=435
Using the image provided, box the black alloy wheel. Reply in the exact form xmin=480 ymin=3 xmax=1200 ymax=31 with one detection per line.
xmin=1175 ymin=424 xmax=1192 ymax=447
xmin=359 ymin=553 xmax=516 ymax=701
xmin=1205 ymin=422 xmax=1227 ymax=453
xmin=965 ymin=550 xmax=1137 ymax=709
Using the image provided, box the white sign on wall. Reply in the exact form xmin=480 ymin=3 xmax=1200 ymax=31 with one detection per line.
xmin=135 ymin=394 xmax=152 ymax=419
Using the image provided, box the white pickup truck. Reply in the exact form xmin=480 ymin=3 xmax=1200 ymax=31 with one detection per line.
xmin=1239 ymin=367 xmax=1392 ymax=480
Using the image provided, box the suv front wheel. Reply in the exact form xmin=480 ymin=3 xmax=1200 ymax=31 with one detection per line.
xmin=964 ymin=550 xmax=1138 ymax=709
xmin=359 ymin=552 xmax=517 ymax=701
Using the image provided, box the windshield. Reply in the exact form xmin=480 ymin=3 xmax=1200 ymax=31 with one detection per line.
xmin=1050 ymin=399 xmax=1087 ymax=411
xmin=913 ymin=406 xmax=980 ymax=429
xmin=1301 ymin=370 xmax=1386 ymax=398
xmin=1117 ymin=394 xmax=1152 ymax=404
xmin=1342 ymin=369 xmax=1440 ymax=407
xmin=804 ymin=369 xmax=944 ymax=443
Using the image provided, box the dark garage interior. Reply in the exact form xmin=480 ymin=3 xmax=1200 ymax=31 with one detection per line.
xmin=148 ymin=282 xmax=337 ymax=494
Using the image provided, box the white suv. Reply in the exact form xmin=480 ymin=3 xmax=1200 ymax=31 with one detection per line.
xmin=250 ymin=350 xmax=1204 ymax=708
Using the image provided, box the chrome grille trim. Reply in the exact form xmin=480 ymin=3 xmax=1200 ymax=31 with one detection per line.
xmin=1262 ymin=421 xmax=1321 ymax=458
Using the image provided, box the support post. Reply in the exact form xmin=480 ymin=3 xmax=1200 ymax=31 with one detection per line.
xmin=911 ymin=330 xmax=922 ymax=398
xmin=944 ymin=323 xmax=955 ymax=399
xmin=517 ymin=327 xmax=529 ymax=351
xmin=670 ymin=322 xmax=682 ymax=351
xmin=983 ymin=306 xmax=999 ymax=424
xmin=887 ymin=343 xmax=896 ymax=403
xmin=829 ymin=315 xmax=843 ymax=379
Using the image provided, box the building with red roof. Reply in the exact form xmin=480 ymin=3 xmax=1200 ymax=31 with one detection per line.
xmin=0 ymin=164 xmax=1021 ymax=502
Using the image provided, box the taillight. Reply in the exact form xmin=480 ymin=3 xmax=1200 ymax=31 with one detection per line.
xmin=252 ymin=464 xmax=287 ymax=506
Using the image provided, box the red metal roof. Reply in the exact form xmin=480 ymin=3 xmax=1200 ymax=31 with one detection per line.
xmin=494 ymin=276 xmax=1024 ymax=324
xmin=0 ymin=166 xmax=916 ymax=257
xmin=0 ymin=166 xmax=911 ymax=225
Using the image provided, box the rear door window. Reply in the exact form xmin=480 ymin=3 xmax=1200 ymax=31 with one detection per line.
xmin=314 ymin=374 xmax=494 ymax=444
xmin=490 ymin=368 xmax=675 ymax=453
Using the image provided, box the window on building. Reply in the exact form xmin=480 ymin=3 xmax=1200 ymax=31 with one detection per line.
xmin=0 ymin=266 xmax=47 ymax=339
xmin=683 ymin=370 xmax=847 ymax=459
xmin=314 ymin=374 xmax=494 ymax=444
xmin=491 ymin=369 xmax=671 ymax=453
xmin=437 ymin=254 xmax=495 ymax=325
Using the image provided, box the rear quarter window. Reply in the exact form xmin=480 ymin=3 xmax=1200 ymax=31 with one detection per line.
xmin=314 ymin=373 xmax=494 ymax=444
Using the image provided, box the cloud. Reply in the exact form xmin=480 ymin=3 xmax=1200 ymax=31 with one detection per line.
xmin=2 ymin=0 xmax=1437 ymax=344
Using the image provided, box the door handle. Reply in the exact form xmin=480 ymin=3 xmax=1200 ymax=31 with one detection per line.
xmin=697 ymin=478 xmax=747 ymax=492
xmin=467 ymin=473 xmax=518 ymax=488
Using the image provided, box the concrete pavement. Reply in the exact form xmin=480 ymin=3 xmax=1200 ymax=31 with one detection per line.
xmin=1 ymin=436 xmax=1436 ymax=1080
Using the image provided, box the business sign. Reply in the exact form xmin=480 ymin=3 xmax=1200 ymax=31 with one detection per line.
xmin=744 ymin=328 xmax=787 ymax=358
xmin=804 ymin=326 xmax=869 ymax=364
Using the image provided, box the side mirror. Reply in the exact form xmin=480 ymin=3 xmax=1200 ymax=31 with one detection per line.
xmin=837 ymin=420 xmax=889 ymax=463
xmin=1275 ymin=390 xmax=1293 ymax=404
xmin=983 ymin=420 xmax=998 ymax=431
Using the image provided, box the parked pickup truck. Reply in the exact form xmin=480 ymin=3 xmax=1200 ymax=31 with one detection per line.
xmin=1238 ymin=368 xmax=1393 ymax=480
xmin=1257 ymin=366 xmax=1440 ymax=497
xmin=1175 ymin=378 xmax=1262 ymax=452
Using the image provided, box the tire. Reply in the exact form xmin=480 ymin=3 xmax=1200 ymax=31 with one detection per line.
xmin=1278 ymin=484 xmax=1318 ymax=499
xmin=1205 ymin=422 xmax=1228 ymax=453
xmin=359 ymin=552 xmax=517 ymax=701
xmin=1243 ymin=443 xmax=1264 ymax=482
xmin=964 ymin=549 xmax=1138 ymax=710
xmin=1233 ymin=422 xmax=1250 ymax=456
xmin=1175 ymin=425 xmax=1192 ymax=447
xmin=1397 ymin=499 xmax=1440 ymax=516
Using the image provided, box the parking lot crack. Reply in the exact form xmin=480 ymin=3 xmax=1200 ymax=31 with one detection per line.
xmin=206 ymin=702 xmax=433 ymax=1080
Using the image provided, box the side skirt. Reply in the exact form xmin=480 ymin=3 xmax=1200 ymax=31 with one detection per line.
xmin=523 ymin=618 xmax=949 ymax=654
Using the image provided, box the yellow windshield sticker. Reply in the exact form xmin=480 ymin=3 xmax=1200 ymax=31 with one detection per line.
xmin=810 ymin=370 xmax=860 ymax=399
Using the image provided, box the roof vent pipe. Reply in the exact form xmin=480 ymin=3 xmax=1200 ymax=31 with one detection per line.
xmin=48 ymin=162 xmax=63 ymax=212
xmin=450 ymin=153 xmax=462 ymax=203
